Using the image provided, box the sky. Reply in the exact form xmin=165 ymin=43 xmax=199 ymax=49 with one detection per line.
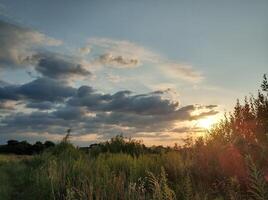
xmin=0 ymin=0 xmax=267 ymax=146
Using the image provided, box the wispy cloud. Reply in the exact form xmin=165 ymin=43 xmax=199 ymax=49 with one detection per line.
xmin=84 ymin=37 xmax=204 ymax=83
xmin=97 ymin=53 xmax=139 ymax=68
xmin=87 ymin=37 xmax=159 ymax=64
xmin=163 ymin=63 xmax=204 ymax=83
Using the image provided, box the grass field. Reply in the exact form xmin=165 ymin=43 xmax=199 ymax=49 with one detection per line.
xmin=0 ymin=137 xmax=267 ymax=200
xmin=0 ymin=154 xmax=31 ymax=162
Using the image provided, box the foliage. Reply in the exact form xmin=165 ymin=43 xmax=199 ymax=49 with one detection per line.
xmin=0 ymin=140 xmax=55 ymax=155
xmin=247 ymin=156 xmax=268 ymax=200
xmin=87 ymin=135 xmax=170 ymax=157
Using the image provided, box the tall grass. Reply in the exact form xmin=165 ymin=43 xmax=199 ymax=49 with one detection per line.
xmin=0 ymin=137 xmax=268 ymax=200
xmin=247 ymin=156 xmax=268 ymax=200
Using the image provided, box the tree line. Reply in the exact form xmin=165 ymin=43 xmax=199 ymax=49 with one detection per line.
xmin=0 ymin=140 xmax=55 ymax=155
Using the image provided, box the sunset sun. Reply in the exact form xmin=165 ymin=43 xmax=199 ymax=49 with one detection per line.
xmin=198 ymin=117 xmax=217 ymax=129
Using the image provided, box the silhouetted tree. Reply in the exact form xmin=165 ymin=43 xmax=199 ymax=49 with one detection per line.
xmin=0 ymin=140 xmax=56 ymax=155
xmin=7 ymin=140 xmax=19 ymax=146
xmin=44 ymin=141 xmax=55 ymax=148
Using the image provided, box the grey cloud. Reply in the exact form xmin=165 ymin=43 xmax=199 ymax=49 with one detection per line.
xmin=0 ymin=78 xmax=76 ymax=102
xmin=0 ymin=78 xmax=218 ymax=140
xmin=0 ymin=112 xmax=67 ymax=134
xmin=0 ymin=80 xmax=9 ymax=87
xmin=98 ymin=53 xmax=139 ymax=68
xmin=204 ymin=105 xmax=218 ymax=109
xmin=78 ymin=103 xmax=215 ymax=135
xmin=26 ymin=101 xmax=55 ymax=110
xmin=85 ymin=103 xmax=217 ymax=134
xmin=77 ymin=86 xmax=95 ymax=97
xmin=32 ymin=52 xmax=91 ymax=79
xmin=69 ymin=88 xmax=179 ymax=116
xmin=90 ymin=105 xmax=194 ymax=129
xmin=190 ymin=110 xmax=218 ymax=120
xmin=0 ymin=20 xmax=91 ymax=81
xmin=53 ymin=106 xmax=86 ymax=120
xmin=0 ymin=84 xmax=19 ymax=100
xmin=0 ymin=102 xmax=218 ymax=138
xmin=105 ymin=92 xmax=179 ymax=115
xmin=68 ymin=86 xmax=112 ymax=108
xmin=0 ymin=19 xmax=61 ymax=69
xmin=0 ymin=108 xmax=88 ymax=136
xmin=19 ymin=78 xmax=76 ymax=102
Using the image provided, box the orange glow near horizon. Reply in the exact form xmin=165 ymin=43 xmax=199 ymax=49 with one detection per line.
xmin=197 ymin=115 xmax=219 ymax=130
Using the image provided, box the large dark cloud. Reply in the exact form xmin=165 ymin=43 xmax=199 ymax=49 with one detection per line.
xmin=0 ymin=77 xmax=76 ymax=102
xmin=0 ymin=84 xmax=18 ymax=100
xmin=104 ymin=91 xmax=179 ymax=115
xmin=26 ymin=101 xmax=55 ymax=110
xmin=0 ymin=112 xmax=67 ymax=135
xmin=68 ymin=87 xmax=179 ymax=115
xmin=0 ymin=78 xmax=218 ymax=139
xmin=29 ymin=52 xmax=91 ymax=79
xmin=53 ymin=106 xmax=86 ymax=120
xmin=68 ymin=86 xmax=112 ymax=109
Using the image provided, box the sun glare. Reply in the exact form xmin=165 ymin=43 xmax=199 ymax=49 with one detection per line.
xmin=198 ymin=117 xmax=216 ymax=129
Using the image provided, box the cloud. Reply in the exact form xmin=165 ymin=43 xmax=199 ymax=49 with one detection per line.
xmin=97 ymin=53 xmax=139 ymax=68
xmin=79 ymin=47 xmax=91 ymax=55
xmin=106 ymin=74 xmax=123 ymax=83
xmin=0 ymin=106 xmax=193 ymax=137
xmin=68 ymin=87 xmax=179 ymax=116
xmin=0 ymin=78 xmax=218 ymax=139
xmin=19 ymin=78 xmax=76 ymax=102
xmin=26 ymin=101 xmax=55 ymax=110
xmin=0 ymin=80 xmax=9 ymax=87
xmin=0 ymin=4 xmax=7 ymax=17
xmin=0 ymin=84 xmax=18 ymax=100
xmin=0 ymin=77 xmax=76 ymax=102
xmin=204 ymin=105 xmax=218 ymax=109
xmin=85 ymin=37 xmax=204 ymax=83
xmin=29 ymin=52 xmax=91 ymax=79
xmin=164 ymin=63 xmax=204 ymax=83
xmin=0 ymin=101 xmax=15 ymax=110
xmin=0 ymin=111 xmax=67 ymax=134
xmin=0 ymin=20 xmax=92 ymax=82
xmin=86 ymin=104 xmax=198 ymax=132
xmin=87 ymin=37 xmax=159 ymax=63
xmin=0 ymin=19 xmax=62 ymax=69
xmin=190 ymin=110 xmax=218 ymax=120
xmin=53 ymin=106 xmax=86 ymax=120
xmin=105 ymin=91 xmax=179 ymax=115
